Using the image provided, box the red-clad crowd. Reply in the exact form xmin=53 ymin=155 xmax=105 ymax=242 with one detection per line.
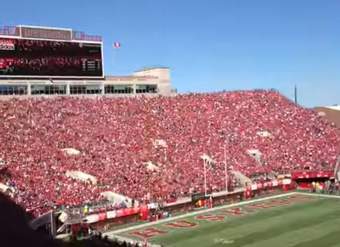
xmin=0 ymin=90 xmax=339 ymax=216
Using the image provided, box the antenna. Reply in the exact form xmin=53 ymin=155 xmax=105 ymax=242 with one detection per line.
xmin=294 ymin=85 xmax=298 ymax=105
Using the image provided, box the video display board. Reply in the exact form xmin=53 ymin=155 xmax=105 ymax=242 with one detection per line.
xmin=0 ymin=37 xmax=103 ymax=77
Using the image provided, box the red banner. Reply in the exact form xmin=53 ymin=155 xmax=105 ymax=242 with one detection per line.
xmin=291 ymin=171 xmax=333 ymax=180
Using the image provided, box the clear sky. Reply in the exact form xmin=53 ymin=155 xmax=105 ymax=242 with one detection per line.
xmin=1 ymin=0 xmax=339 ymax=107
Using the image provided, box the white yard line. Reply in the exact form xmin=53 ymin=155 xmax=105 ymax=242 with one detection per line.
xmin=103 ymin=192 xmax=297 ymax=237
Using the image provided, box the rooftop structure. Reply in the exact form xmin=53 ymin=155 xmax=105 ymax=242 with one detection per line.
xmin=0 ymin=25 xmax=174 ymax=96
xmin=0 ymin=25 xmax=102 ymax=42
xmin=0 ymin=67 xmax=173 ymax=96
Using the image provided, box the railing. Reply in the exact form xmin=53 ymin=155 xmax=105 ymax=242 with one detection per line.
xmin=0 ymin=26 xmax=102 ymax=42
xmin=0 ymin=26 xmax=19 ymax=36
xmin=72 ymin=31 xmax=102 ymax=42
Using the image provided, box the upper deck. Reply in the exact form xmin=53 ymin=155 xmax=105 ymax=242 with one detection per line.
xmin=0 ymin=25 xmax=102 ymax=43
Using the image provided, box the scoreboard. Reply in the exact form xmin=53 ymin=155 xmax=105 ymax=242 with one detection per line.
xmin=0 ymin=37 xmax=103 ymax=78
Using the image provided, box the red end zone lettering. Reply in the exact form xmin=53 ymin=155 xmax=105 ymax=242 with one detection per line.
xmin=290 ymin=197 xmax=313 ymax=202
xmin=266 ymin=200 xmax=291 ymax=207
xmin=165 ymin=220 xmax=198 ymax=228
xmin=220 ymin=207 xmax=246 ymax=216
xmin=196 ymin=215 xmax=225 ymax=222
xmin=247 ymin=203 xmax=273 ymax=209
xmin=130 ymin=227 xmax=167 ymax=239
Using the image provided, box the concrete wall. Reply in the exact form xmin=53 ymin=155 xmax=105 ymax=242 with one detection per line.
xmin=133 ymin=68 xmax=172 ymax=95
xmin=0 ymin=68 xmax=175 ymax=96
xmin=133 ymin=68 xmax=170 ymax=84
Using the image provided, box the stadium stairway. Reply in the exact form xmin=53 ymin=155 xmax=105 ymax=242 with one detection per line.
xmin=232 ymin=171 xmax=252 ymax=187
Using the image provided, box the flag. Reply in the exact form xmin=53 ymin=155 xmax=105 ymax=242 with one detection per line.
xmin=113 ymin=42 xmax=121 ymax=48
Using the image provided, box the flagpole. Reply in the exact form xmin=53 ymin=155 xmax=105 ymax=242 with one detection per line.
xmin=112 ymin=45 xmax=117 ymax=71
xmin=112 ymin=41 xmax=121 ymax=73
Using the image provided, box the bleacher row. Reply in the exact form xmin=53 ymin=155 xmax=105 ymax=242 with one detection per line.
xmin=0 ymin=90 xmax=339 ymax=216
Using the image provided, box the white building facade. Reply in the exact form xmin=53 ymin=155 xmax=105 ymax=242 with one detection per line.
xmin=0 ymin=67 xmax=173 ymax=96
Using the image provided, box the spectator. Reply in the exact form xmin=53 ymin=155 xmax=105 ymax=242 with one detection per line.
xmin=0 ymin=90 xmax=339 ymax=216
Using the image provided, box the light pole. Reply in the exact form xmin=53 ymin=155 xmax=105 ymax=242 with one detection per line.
xmin=203 ymin=158 xmax=207 ymax=196
xmin=224 ymin=144 xmax=228 ymax=193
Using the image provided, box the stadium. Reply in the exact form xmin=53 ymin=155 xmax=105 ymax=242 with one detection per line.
xmin=0 ymin=24 xmax=340 ymax=247
xmin=0 ymin=25 xmax=172 ymax=96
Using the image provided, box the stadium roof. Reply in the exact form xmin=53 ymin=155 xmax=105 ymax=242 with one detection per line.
xmin=105 ymin=75 xmax=158 ymax=80
xmin=134 ymin=66 xmax=170 ymax=72
xmin=325 ymin=105 xmax=340 ymax=111
xmin=0 ymin=25 xmax=102 ymax=42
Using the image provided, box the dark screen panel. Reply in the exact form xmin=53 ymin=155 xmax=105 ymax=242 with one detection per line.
xmin=0 ymin=38 xmax=103 ymax=77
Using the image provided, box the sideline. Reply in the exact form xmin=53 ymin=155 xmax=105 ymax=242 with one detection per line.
xmin=295 ymin=192 xmax=340 ymax=199
xmin=103 ymin=191 xmax=297 ymax=237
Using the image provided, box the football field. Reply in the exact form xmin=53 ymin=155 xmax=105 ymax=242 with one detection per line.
xmin=105 ymin=193 xmax=340 ymax=247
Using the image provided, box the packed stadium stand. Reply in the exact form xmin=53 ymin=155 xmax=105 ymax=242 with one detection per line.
xmin=0 ymin=89 xmax=339 ymax=216
xmin=315 ymin=106 xmax=340 ymax=129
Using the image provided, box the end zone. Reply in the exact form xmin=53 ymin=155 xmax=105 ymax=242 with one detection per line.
xmin=103 ymin=192 xmax=340 ymax=242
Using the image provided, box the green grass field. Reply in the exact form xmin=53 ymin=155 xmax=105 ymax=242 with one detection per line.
xmin=107 ymin=193 xmax=340 ymax=247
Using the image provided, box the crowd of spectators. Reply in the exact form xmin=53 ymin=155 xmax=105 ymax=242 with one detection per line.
xmin=0 ymin=90 xmax=339 ymax=216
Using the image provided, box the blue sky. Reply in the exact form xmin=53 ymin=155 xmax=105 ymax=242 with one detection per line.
xmin=1 ymin=0 xmax=339 ymax=107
